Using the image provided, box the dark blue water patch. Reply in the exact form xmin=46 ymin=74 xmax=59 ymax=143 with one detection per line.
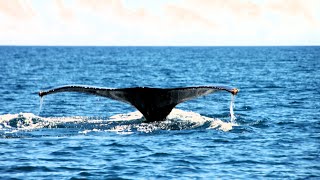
xmin=4 ymin=165 xmax=54 ymax=173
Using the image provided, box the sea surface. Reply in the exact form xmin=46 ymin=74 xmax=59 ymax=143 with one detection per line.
xmin=0 ymin=46 xmax=319 ymax=179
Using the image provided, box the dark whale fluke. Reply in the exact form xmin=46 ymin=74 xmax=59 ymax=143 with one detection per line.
xmin=39 ymin=85 xmax=238 ymax=122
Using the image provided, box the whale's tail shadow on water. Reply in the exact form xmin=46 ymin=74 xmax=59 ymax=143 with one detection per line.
xmin=39 ymin=85 xmax=239 ymax=122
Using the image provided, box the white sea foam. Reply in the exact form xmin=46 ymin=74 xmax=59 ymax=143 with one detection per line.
xmin=0 ymin=108 xmax=237 ymax=134
xmin=109 ymin=111 xmax=143 ymax=121
xmin=0 ymin=113 xmax=50 ymax=130
xmin=79 ymin=128 xmax=101 ymax=134
xmin=0 ymin=113 xmax=91 ymax=131
xmin=105 ymin=108 xmax=237 ymax=133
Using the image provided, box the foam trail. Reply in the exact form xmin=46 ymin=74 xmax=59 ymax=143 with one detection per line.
xmin=230 ymin=94 xmax=236 ymax=123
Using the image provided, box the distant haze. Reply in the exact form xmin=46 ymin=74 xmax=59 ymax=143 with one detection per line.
xmin=0 ymin=0 xmax=319 ymax=46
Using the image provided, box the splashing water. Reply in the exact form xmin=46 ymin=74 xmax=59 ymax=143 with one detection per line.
xmin=207 ymin=94 xmax=238 ymax=131
xmin=0 ymin=94 xmax=239 ymax=136
xmin=0 ymin=107 xmax=238 ymax=137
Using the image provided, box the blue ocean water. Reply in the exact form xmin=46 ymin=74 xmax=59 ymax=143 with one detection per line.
xmin=0 ymin=46 xmax=319 ymax=179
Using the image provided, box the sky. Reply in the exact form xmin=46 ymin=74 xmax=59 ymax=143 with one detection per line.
xmin=0 ymin=0 xmax=319 ymax=46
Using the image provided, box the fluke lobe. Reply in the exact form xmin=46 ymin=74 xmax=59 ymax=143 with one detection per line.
xmin=39 ymin=85 xmax=239 ymax=122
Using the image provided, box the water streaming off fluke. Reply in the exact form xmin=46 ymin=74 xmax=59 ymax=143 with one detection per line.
xmin=230 ymin=94 xmax=236 ymax=123
xmin=38 ymin=97 xmax=44 ymax=116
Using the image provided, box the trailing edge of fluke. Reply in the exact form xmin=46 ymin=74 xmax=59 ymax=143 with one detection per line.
xmin=39 ymin=85 xmax=239 ymax=122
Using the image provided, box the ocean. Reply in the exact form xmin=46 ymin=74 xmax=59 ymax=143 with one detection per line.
xmin=0 ymin=46 xmax=319 ymax=179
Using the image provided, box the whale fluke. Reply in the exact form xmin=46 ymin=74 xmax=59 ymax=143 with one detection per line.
xmin=39 ymin=85 xmax=238 ymax=122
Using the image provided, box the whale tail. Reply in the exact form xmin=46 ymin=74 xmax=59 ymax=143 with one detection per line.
xmin=39 ymin=85 xmax=238 ymax=122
